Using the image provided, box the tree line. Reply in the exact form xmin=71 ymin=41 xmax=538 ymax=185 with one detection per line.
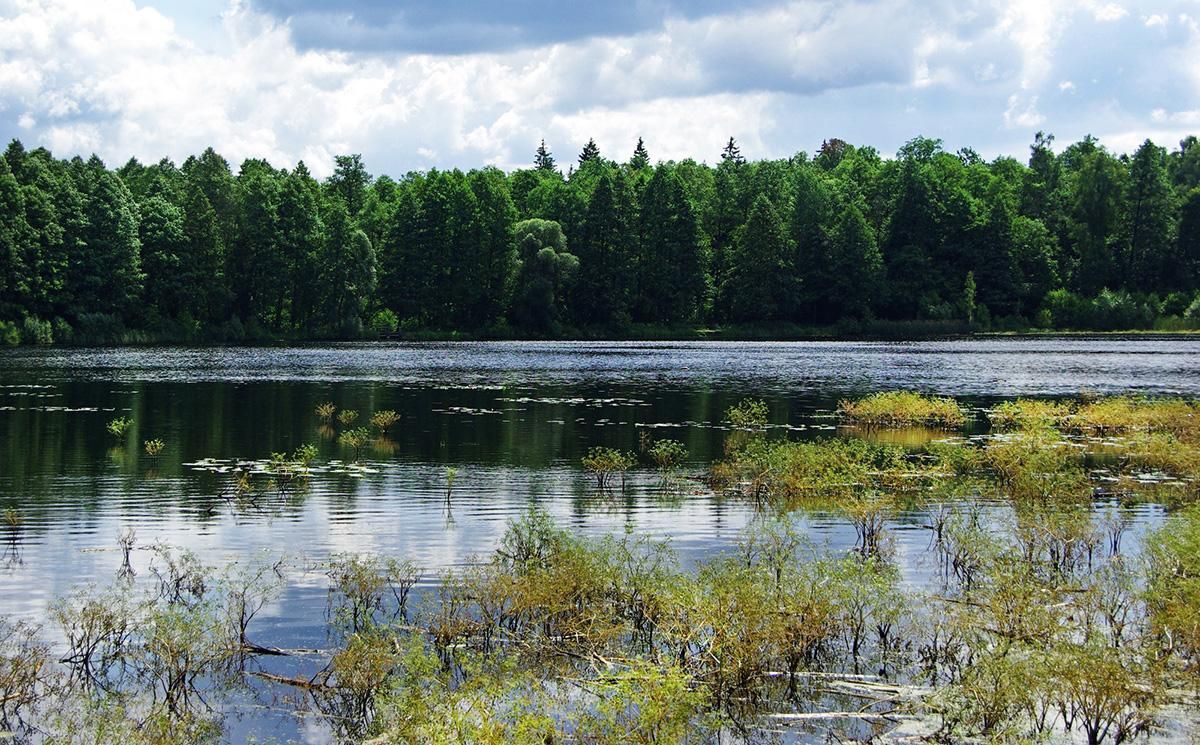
xmin=1 ymin=131 xmax=1199 ymax=344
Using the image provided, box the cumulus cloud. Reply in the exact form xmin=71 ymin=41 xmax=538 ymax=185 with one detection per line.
xmin=0 ymin=0 xmax=1196 ymax=178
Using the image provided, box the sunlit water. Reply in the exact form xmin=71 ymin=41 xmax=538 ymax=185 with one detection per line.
xmin=2 ymin=338 xmax=1199 ymax=742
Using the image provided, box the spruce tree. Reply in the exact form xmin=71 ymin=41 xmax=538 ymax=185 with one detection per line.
xmin=630 ymin=138 xmax=650 ymax=170
xmin=578 ymin=138 xmax=601 ymax=165
xmin=636 ymin=166 xmax=706 ymax=322
xmin=534 ymin=139 xmax=557 ymax=172
xmin=722 ymin=195 xmax=789 ymax=322
xmin=721 ymin=137 xmax=745 ymax=165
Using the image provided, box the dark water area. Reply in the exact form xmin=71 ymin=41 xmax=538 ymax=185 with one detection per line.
xmin=1 ymin=338 xmax=1198 ymax=742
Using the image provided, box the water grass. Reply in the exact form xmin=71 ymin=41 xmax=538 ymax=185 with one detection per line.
xmin=838 ymin=391 xmax=968 ymax=429
xmin=990 ymin=396 xmax=1200 ymax=436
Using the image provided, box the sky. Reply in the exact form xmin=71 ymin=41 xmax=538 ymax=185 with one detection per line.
xmin=0 ymin=0 xmax=1198 ymax=179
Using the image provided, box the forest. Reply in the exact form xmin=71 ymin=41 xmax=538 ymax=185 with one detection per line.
xmin=1 ymin=132 xmax=1200 ymax=344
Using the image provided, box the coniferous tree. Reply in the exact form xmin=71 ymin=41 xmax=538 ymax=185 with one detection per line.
xmin=1179 ymin=188 xmax=1200 ymax=291
xmin=10 ymin=156 xmax=66 ymax=318
xmin=791 ymin=166 xmax=834 ymax=322
xmin=277 ymin=163 xmax=325 ymax=331
xmin=572 ymin=171 xmax=635 ymax=326
xmin=630 ymin=138 xmax=650 ymax=170
xmin=721 ymin=137 xmax=745 ymax=165
xmin=534 ymin=140 xmax=557 ymax=172
xmin=1122 ymin=139 xmax=1175 ymax=290
xmin=827 ymin=201 xmax=883 ymax=319
xmin=0 ymin=156 xmax=29 ymax=317
xmin=138 ymin=195 xmax=187 ymax=324
xmin=178 ymin=182 xmax=228 ymax=325
xmin=578 ymin=138 xmax=601 ymax=165
xmin=636 ymin=166 xmax=706 ymax=322
xmin=326 ymin=154 xmax=371 ymax=218
xmin=722 ymin=195 xmax=789 ymax=322
xmin=465 ymin=167 xmax=519 ymax=327
xmin=74 ymin=161 xmax=143 ymax=321
xmin=230 ymin=160 xmax=285 ymax=328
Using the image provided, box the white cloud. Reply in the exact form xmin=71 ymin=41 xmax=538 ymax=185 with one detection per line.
xmin=0 ymin=0 xmax=1195 ymax=177
xmin=1004 ymin=93 xmax=1045 ymax=127
xmin=1088 ymin=2 xmax=1128 ymax=22
xmin=1144 ymin=13 xmax=1168 ymax=27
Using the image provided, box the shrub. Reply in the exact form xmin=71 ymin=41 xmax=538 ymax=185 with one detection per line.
xmin=20 ymin=316 xmax=53 ymax=345
xmin=370 ymin=410 xmax=400 ymax=434
xmin=338 ymin=427 xmax=373 ymax=460
xmin=143 ymin=439 xmax=165 ymax=457
xmin=725 ymin=398 xmax=769 ymax=429
xmin=646 ymin=439 xmax=688 ymax=471
xmin=337 ymin=409 xmax=359 ymax=426
xmin=369 ymin=309 xmax=399 ymax=336
xmin=581 ymin=447 xmax=636 ymax=489
xmin=106 ymin=417 xmax=134 ymax=438
xmin=315 ymin=402 xmax=337 ymax=421
xmin=0 ymin=320 xmax=19 ymax=347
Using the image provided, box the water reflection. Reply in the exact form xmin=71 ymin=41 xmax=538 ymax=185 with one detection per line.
xmin=0 ymin=340 xmax=1196 ymax=741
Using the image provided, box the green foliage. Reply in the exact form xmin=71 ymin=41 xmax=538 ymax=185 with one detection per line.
xmin=838 ymin=391 xmax=968 ymax=428
xmin=106 ymin=417 xmax=133 ymax=438
xmin=725 ymin=397 xmax=769 ymax=429
xmin=143 ymin=439 xmax=165 ymax=457
xmin=369 ymin=409 xmax=400 ymax=434
xmin=1146 ymin=505 xmax=1200 ymax=670
xmin=646 ymin=438 xmax=688 ymax=471
xmin=338 ymin=427 xmax=372 ymax=461
xmin=581 ymin=446 xmax=636 ymax=488
xmin=1 ymin=133 xmax=1199 ymax=341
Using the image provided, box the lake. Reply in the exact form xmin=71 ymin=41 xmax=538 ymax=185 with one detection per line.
xmin=2 ymin=338 xmax=1199 ymax=742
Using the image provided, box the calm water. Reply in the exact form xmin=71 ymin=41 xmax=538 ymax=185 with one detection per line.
xmin=2 ymin=338 xmax=1198 ymax=742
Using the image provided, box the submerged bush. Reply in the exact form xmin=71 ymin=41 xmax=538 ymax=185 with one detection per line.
xmin=581 ymin=447 xmax=636 ymax=488
xmin=106 ymin=417 xmax=133 ymax=438
xmin=1146 ymin=505 xmax=1200 ymax=672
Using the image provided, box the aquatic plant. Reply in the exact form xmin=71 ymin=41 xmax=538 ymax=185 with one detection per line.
xmin=989 ymin=398 xmax=1076 ymax=431
xmin=646 ymin=438 xmax=688 ymax=472
xmin=370 ymin=409 xmax=400 ymax=434
xmin=337 ymin=409 xmax=359 ymax=427
xmin=315 ymin=402 xmax=337 ymax=421
xmin=725 ymin=397 xmax=769 ymax=430
xmin=444 ymin=466 xmax=457 ymax=503
xmin=106 ymin=416 xmax=133 ymax=438
xmin=0 ymin=619 xmax=50 ymax=735
xmin=327 ymin=554 xmax=419 ymax=632
xmin=143 ymin=438 xmax=165 ymax=457
xmin=838 ymin=391 xmax=968 ymax=429
xmin=581 ymin=446 xmax=636 ymax=489
xmin=2 ymin=507 xmax=22 ymax=530
xmin=338 ymin=427 xmax=372 ymax=461
xmin=1145 ymin=505 xmax=1200 ymax=672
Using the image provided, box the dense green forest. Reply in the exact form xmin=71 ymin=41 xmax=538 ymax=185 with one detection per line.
xmin=2 ymin=132 xmax=1200 ymax=344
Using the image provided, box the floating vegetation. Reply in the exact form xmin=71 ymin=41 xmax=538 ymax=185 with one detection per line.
xmin=105 ymin=416 xmax=133 ymax=438
xmin=143 ymin=438 xmax=165 ymax=457
xmin=838 ymin=391 xmax=968 ymax=429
